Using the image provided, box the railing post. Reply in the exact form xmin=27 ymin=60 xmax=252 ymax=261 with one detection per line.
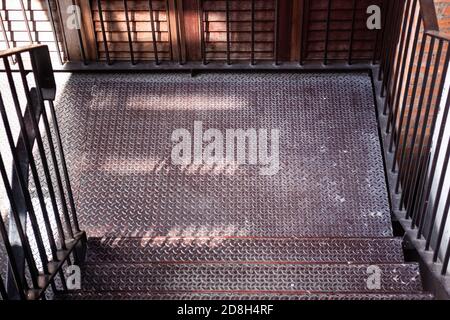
xmin=0 ymin=44 xmax=88 ymax=299
xmin=299 ymin=0 xmax=309 ymax=65
xmin=56 ymin=0 xmax=97 ymax=64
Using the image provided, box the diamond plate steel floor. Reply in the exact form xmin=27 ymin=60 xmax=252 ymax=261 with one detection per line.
xmin=54 ymin=72 xmax=392 ymax=238
xmin=85 ymin=237 xmax=405 ymax=264
xmin=62 ymin=237 xmax=429 ymax=300
xmin=2 ymin=72 xmax=406 ymax=301
xmin=59 ymin=292 xmax=434 ymax=301
xmin=80 ymin=263 xmax=422 ymax=293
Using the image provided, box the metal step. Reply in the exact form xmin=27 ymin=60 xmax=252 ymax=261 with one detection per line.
xmin=86 ymin=237 xmax=406 ymax=264
xmin=78 ymin=262 xmax=422 ymax=293
xmin=59 ymin=291 xmax=434 ymax=300
xmin=48 ymin=73 xmax=428 ymax=300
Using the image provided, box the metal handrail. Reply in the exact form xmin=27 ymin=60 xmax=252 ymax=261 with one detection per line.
xmin=0 ymin=44 xmax=46 ymax=59
xmin=0 ymin=45 xmax=86 ymax=300
xmin=420 ymin=0 xmax=450 ymax=40
xmin=420 ymin=0 xmax=440 ymax=30
xmin=426 ymin=30 xmax=450 ymax=42
xmin=375 ymin=0 xmax=450 ymax=287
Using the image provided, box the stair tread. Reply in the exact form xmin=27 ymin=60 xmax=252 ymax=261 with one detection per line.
xmin=79 ymin=262 xmax=422 ymax=293
xmin=86 ymin=237 xmax=405 ymax=264
xmin=59 ymin=291 xmax=434 ymax=300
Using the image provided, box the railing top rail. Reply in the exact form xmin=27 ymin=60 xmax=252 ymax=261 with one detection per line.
xmin=426 ymin=30 xmax=450 ymax=42
xmin=419 ymin=0 xmax=450 ymax=42
xmin=420 ymin=0 xmax=440 ymax=32
xmin=0 ymin=44 xmax=47 ymax=59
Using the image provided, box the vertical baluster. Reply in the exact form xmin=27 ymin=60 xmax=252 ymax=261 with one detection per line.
xmin=323 ymin=0 xmax=331 ymax=65
xmin=39 ymin=101 xmax=75 ymax=239
xmin=225 ymin=0 xmax=231 ymax=65
xmin=442 ymin=238 xmax=450 ymax=275
xmin=433 ymin=190 xmax=450 ymax=262
xmin=0 ymin=159 xmax=28 ymax=299
xmin=48 ymin=99 xmax=80 ymax=233
xmin=299 ymin=0 xmax=308 ymax=65
xmin=380 ymin=0 xmax=403 ymax=101
xmin=0 ymin=110 xmax=45 ymax=296
xmin=0 ymin=94 xmax=42 ymax=288
xmin=411 ymin=152 xmax=432 ymax=228
xmin=149 ymin=0 xmax=160 ymax=65
xmin=424 ymin=140 xmax=450 ymax=250
xmin=401 ymin=39 xmax=444 ymax=212
xmin=45 ymin=0 xmax=64 ymax=65
xmin=16 ymin=55 xmax=72 ymax=242
xmin=173 ymin=0 xmax=183 ymax=64
xmin=54 ymin=0 xmax=70 ymax=61
xmin=396 ymin=36 xmax=435 ymax=205
xmin=391 ymin=20 xmax=423 ymax=160
xmin=0 ymin=157 xmax=30 ymax=299
xmin=372 ymin=0 xmax=386 ymax=64
xmin=0 ymin=12 xmax=15 ymax=64
xmin=197 ymin=0 xmax=205 ymax=65
xmin=27 ymin=49 xmax=77 ymax=237
xmin=393 ymin=30 xmax=427 ymax=193
xmin=389 ymin=4 xmax=420 ymax=153
xmin=123 ymin=0 xmax=135 ymax=65
xmin=165 ymin=0 xmax=173 ymax=61
xmin=11 ymin=55 xmax=66 ymax=254
xmin=378 ymin=0 xmax=396 ymax=81
xmin=251 ymin=0 xmax=255 ymax=65
xmin=347 ymin=0 xmax=356 ymax=65
xmin=409 ymin=151 xmax=431 ymax=226
xmin=97 ymin=0 xmax=111 ymax=65
xmin=274 ymin=0 xmax=279 ymax=65
xmin=0 ymin=274 xmax=7 ymax=300
xmin=3 ymin=57 xmax=55 ymax=275
xmin=19 ymin=0 xmax=34 ymax=43
xmin=86 ymin=0 xmax=100 ymax=62
xmin=414 ymin=62 xmax=450 ymax=233
xmin=71 ymin=0 xmax=87 ymax=64
xmin=384 ymin=0 xmax=413 ymax=128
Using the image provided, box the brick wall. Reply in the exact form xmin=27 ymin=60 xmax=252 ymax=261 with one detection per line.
xmin=435 ymin=0 xmax=450 ymax=33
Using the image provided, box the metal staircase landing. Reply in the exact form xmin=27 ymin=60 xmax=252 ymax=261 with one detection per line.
xmin=50 ymin=72 xmax=431 ymax=300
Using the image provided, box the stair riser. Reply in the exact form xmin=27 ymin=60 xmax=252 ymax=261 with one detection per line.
xmin=79 ymin=263 xmax=422 ymax=293
xmin=59 ymin=292 xmax=434 ymax=300
xmin=86 ymin=238 xmax=405 ymax=264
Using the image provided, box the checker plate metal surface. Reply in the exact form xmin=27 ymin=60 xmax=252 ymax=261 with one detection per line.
xmin=59 ymin=292 xmax=434 ymax=301
xmin=86 ymin=237 xmax=404 ymax=264
xmin=52 ymin=72 xmax=392 ymax=238
xmin=79 ymin=263 xmax=422 ymax=293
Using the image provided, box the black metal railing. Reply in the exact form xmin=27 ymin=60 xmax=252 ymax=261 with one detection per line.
xmin=375 ymin=0 xmax=450 ymax=276
xmin=32 ymin=0 xmax=382 ymax=68
xmin=0 ymin=0 xmax=447 ymax=295
xmin=0 ymin=44 xmax=86 ymax=300
xmin=0 ymin=1 xmax=66 ymax=65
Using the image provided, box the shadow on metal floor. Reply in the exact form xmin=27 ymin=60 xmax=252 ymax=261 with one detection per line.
xmin=31 ymin=72 xmax=434 ymax=300
xmin=54 ymin=72 xmax=392 ymax=238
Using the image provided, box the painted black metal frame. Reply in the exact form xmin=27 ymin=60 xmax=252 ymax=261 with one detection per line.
xmin=0 ymin=0 xmax=449 ymax=299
